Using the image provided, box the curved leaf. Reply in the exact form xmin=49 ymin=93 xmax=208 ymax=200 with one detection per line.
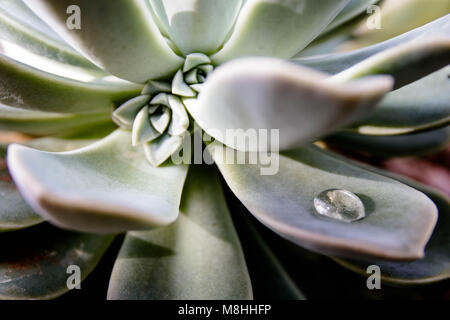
xmin=0 ymin=144 xmax=41 ymax=232
xmin=354 ymin=66 xmax=450 ymax=135
xmin=144 ymin=134 xmax=183 ymax=167
xmin=329 ymin=38 xmax=450 ymax=90
xmin=212 ymin=0 xmax=349 ymax=64
xmin=0 ymin=53 xmax=141 ymax=113
xmin=292 ymin=14 xmax=450 ymax=74
xmin=23 ymin=0 xmax=183 ymax=83
xmin=230 ymin=199 xmax=305 ymax=299
xmin=0 ymin=0 xmax=98 ymax=69
xmin=189 ymin=57 xmax=392 ymax=151
xmin=0 ymin=223 xmax=113 ymax=299
xmin=107 ymin=165 xmax=252 ymax=300
xmin=326 ymin=127 xmax=450 ymax=157
xmin=25 ymin=137 xmax=101 ymax=152
xmin=296 ymin=15 xmax=362 ymax=58
xmin=1 ymin=0 xmax=61 ymax=42
xmin=149 ymin=0 xmax=242 ymax=55
xmin=7 ymin=130 xmax=189 ymax=233
xmin=209 ymin=142 xmax=438 ymax=260
xmin=322 ymin=0 xmax=379 ymax=34
xmin=0 ymin=104 xmax=112 ymax=136
xmin=332 ymin=166 xmax=450 ymax=285
xmin=0 ymin=136 xmax=105 ymax=232
xmin=339 ymin=0 xmax=450 ymax=51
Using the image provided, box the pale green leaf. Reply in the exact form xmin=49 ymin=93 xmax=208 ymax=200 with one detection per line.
xmin=188 ymin=57 xmax=392 ymax=151
xmin=209 ymin=142 xmax=438 ymax=260
xmin=292 ymin=15 xmax=450 ymax=74
xmin=328 ymin=38 xmax=450 ymax=89
xmin=0 ymin=0 xmax=99 ymax=69
xmin=231 ymin=202 xmax=306 ymax=299
xmin=149 ymin=0 xmax=243 ymax=55
xmin=144 ymin=134 xmax=183 ymax=167
xmin=354 ymin=66 xmax=450 ymax=135
xmin=331 ymin=163 xmax=450 ymax=285
xmin=0 ymin=104 xmax=112 ymax=136
xmin=0 ymin=137 xmax=102 ymax=232
xmin=24 ymin=0 xmax=183 ymax=83
xmin=0 ymin=53 xmax=142 ymax=113
xmin=212 ymin=0 xmax=350 ymax=64
xmin=131 ymin=106 xmax=161 ymax=146
xmin=107 ymin=165 xmax=252 ymax=300
xmin=327 ymin=127 xmax=450 ymax=157
xmin=322 ymin=0 xmax=380 ymax=34
xmin=0 ymin=145 xmax=41 ymax=232
xmin=7 ymin=130 xmax=188 ymax=233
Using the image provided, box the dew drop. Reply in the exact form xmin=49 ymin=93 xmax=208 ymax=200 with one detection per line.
xmin=313 ymin=189 xmax=365 ymax=222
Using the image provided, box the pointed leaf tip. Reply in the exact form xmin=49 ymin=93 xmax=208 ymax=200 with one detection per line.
xmin=191 ymin=57 xmax=392 ymax=152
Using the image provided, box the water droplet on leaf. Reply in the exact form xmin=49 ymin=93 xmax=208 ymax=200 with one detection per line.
xmin=314 ymin=189 xmax=365 ymax=222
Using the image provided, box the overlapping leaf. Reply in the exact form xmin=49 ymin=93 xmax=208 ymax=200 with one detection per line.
xmin=209 ymin=142 xmax=437 ymax=260
xmin=108 ymin=166 xmax=252 ymax=299
xmin=7 ymin=130 xmax=188 ymax=233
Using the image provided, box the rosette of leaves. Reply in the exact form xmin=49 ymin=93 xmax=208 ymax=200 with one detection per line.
xmin=0 ymin=0 xmax=449 ymax=300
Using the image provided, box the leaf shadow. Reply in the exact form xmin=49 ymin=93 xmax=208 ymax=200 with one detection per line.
xmin=119 ymin=235 xmax=175 ymax=259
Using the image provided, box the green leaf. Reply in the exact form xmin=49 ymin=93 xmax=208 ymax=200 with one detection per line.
xmin=230 ymin=200 xmax=305 ymax=300
xmin=0 ymin=104 xmax=113 ymax=136
xmin=107 ymin=165 xmax=252 ymax=300
xmin=332 ymin=165 xmax=450 ymax=285
xmin=0 ymin=0 xmax=99 ymax=70
xmin=329 ymin=38 xmax=450 ymax=90
xmin=0 ymin=53 xmax=142 ymax=113
xmin=7 ymin=130 xmax=189 ymax=233
xmin=112 ymin=95 xmax=151 ymax=129
xmin=0 ymin=145 xmax=41 ymax=232
xmin=209 ymin=142 xmax=438 ymax=260
xmin=172 ymin=69 xmax=196 ymax=97
xmin=141 ymin=80 xmax=172 ymax=96
xmin=24 ymin=0 xmax=183 ymax=83
xmin=326 ymin=127 xmax=450 ymax=157
xmin=183 ymin=53 xmax=212 ymax=72
xmin=0 ymin=136 xmax=100 ymax=232
xmin=167 ymin=95 xmax=189 ymax=136
xmin=150 ymin=107 xmax=171 ymax=133
xmin=149 ymin=0 xmax=242 ymax=55
xmin=296 ymin=15 xmax=361 ymax=58
xmin=0 ymin=223 xmax=113 ymax=299
xmin=353 ymin=66 xmax=450 ymax=135
xmin=339 ymin=0 xmax=450 ymax=51
xmin=24 ymin=136 xmax=100 ymax=152
xmin=212 ymin=0 xmax=350 ymax=64
xmin=292 ymin=15 xmax=450 ymax=74
xmin=144 ymin=134 xmax=183 ymax=167
xmin=188 ymin=57 xmax=392 ymax=151
xmin=131 ymin=106 xmax=161 ymax=146
xmin=322 ymin=0 xmax=380 ymax=34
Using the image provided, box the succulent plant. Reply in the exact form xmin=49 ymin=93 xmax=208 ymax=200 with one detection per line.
xmin=0 ymin=0 xmax=449 ymax=300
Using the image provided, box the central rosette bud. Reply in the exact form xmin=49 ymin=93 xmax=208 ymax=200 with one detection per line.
xmin=112 ymin=53 xmax=213 ymax=166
